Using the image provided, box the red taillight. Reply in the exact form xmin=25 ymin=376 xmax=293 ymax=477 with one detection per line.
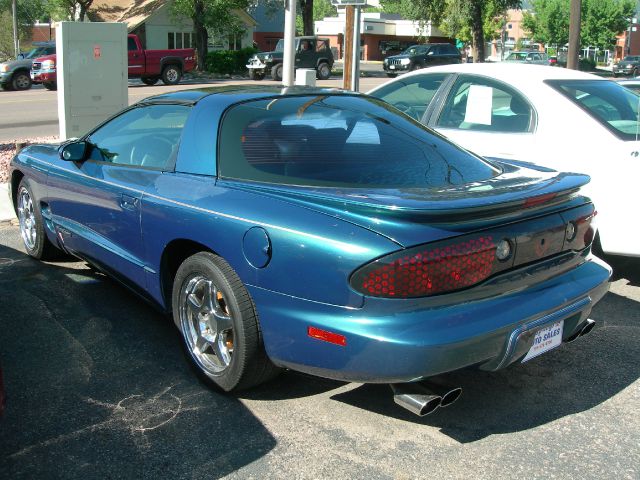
xmin=351 ymin=236 xmax=498 ymax=298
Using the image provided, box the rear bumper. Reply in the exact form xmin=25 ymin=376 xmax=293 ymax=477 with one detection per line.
xmin=251 ymin=253 xmax=611 ymax=383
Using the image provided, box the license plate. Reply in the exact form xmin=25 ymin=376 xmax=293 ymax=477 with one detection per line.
xmin=390 ymin=65 xmax=396 ymax=70
xmin=522 ymin=320 xmax=563 ymax=362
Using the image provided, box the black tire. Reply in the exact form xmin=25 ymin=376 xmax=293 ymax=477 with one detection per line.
xmin=161 ymin=65 xmax=182 ymax=85
xmin=0 ymin=82 xmax=12 ymax=91
xmin=316 ymin=62 xmax=331 ymax=80
xmin=271 ymin=63 xmax=283 ymax=82
xmin=248 ymin=69 xmax=265 ymax=81
xmin=386 ymin=73 xmax=397 ymax=78
xmin=11 ymin=71 xmax=32 ymax=91
xmin=612 ymin=72 xmax=619 ymax=78
xmin=43 ymin=82 xmax=57 ymax=91
xmin=172 ymin=252 xmax=279 ymax=391
xmin=16 ymin=178 xmax=58 ymax=260
xmin=141 ymin=77 xmax=159 ymax=86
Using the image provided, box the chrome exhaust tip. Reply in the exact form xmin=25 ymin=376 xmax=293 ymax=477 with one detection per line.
xmin=564 ymin=319 xmax=596 ymax=343
xmin=422 ymin=381 xmax=462 ymax=408
xmin=580 ymin=318 xmax=596 ymax=337
xmin=390 ymin=384 xmax=441 ymax=416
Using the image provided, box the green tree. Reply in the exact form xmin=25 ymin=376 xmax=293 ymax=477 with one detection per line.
xmin=524 ymin=0 xmax=634 ymax=50
xmin=296 ymin=0 xmax=336 ymax=34
xmin=47 ymin=0 xmax=95 ymax=21
xmin=0 ymin=0 xmax=49 ymax=60
xmin=172 ymin=0 xmax=250 ymax=70
xmin=380 ymin=0 xmax=521 ymax=62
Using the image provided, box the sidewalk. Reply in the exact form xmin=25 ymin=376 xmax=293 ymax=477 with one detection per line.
xmin=0 ymin=183 xmax=16 ymax=223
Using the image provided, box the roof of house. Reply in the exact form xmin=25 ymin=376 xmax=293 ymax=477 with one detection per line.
xmin=89 ymin=0 xmax=256 ymax=31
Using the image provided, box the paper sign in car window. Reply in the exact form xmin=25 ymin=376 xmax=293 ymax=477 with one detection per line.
xmin=464 ymin=85 xmax=493 ymax=125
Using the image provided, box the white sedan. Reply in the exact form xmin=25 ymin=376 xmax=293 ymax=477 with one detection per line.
xmin=369 ymin=63 xmax=640 ymax=258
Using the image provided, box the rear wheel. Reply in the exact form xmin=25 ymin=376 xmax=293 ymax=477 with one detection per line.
xmin=316 ymin=62 xmax=331 ymax=80
xmin=172 ymin=252 xmax=279 ymax=391
xmin=271 ymin=63 xmax=283 ymax=82
xmin=141 ymin=77 xmax=159 ymax=86
xmin=11 ymin=71 xmax=32 ymax=91
xmin=16 ymin=178 xmax=58 ymax=260
xmin=161 ymin=65 xmax=182 ymax=85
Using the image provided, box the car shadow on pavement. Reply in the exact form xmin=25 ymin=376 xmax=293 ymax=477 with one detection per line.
xmin=330 ymin=288 xmax=640 ymax=442
xmin=0 ymin=239 xmax=276 ymax=479
xmin=602 ymin=253 xmax=640 ymax=286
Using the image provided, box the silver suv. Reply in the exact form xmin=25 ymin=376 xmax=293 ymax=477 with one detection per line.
xmin=0 ymin=42 xmax=55 ymax=91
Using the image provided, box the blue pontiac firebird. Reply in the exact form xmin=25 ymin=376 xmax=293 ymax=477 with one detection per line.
xmin=9 ymin=86 xmax=611 ymax=415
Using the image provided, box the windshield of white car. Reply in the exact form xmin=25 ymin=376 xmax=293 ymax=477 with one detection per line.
xmin=219 ymin=95 xmax=500 ymax=189
xmin=547 ymin=79 xmax=640 ymax=142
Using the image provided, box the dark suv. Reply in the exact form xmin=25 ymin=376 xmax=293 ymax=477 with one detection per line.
xmin=613 ymin=55 xmax=640 ymax=77
xmin=247 ymin=36 xmax=334 ymax=81
xmin=383 ymin=43 xmax=461 ymax=77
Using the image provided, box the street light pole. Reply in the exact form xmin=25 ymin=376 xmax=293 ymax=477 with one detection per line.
xmin=282 ymin=0 xmax=296 ymax=86
xmin=12 ymin=0 xmax=20 ymax=58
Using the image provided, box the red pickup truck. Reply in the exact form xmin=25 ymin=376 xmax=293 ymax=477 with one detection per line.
xmin=31 ymin=33 xmax=196 ymax=90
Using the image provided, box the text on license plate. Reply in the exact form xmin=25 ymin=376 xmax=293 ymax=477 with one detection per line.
xmin=390 ymin=65 xmax=396 ymax=69
xmin=522 ymin=320 xmax=563 ymax=363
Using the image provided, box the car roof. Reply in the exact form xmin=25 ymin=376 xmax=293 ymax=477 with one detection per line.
xmin=393 ymin=63 xmax=602 ymax=86
xmin=139 ymin=85 xmax=353 ymax=105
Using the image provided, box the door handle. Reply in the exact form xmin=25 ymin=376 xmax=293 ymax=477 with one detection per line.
xmin=120 ymin=194 xmax=139 ymax=210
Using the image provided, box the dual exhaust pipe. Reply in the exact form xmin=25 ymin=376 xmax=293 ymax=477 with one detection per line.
xmin=392 ymin=319 xmax=596 ymax=417
xmin=391 ymin=381 xmax=462 ymax=417
xmin=564 ymin=318 xmax=596 ymax=343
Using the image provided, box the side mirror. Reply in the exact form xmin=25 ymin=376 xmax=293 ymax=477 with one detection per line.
xmin=60 ymin=141 xmax=89 ymax=162
xmin=17 ymin=53 xmax=24 ymax=59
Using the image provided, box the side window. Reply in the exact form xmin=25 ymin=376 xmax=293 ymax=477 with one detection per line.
xmin=86 ymin=104 xmax=190 ymax=169
xmin=436 ymin=76 xmax=533 ymax=133
xmin=127 ymin=37 xmax=137 ymax=51
xmin=316 ymin=40 xmax=328 ymax=53
xmin=370 ymin=73 xmax=449 ymax=121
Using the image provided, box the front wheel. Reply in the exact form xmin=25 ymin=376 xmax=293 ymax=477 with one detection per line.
xmin=43 ymin=82 xmax=57 ymax=91
xmin=386 ymin=73 xmax=397 ymax=78
xmin=161 ymin=65 xmax=182 ymax=85
xmin=12 ymin=71 xmax=32 ymax=90
xmin=316 ymin=62 xmax=331 ymax=80
xmin=16 ymin=178 xmax=58 ymax=260
xmin=172 ymin=252 xmax=279 ymax=391
xmin=141 ymin=77 xmax=159 ymax=86
xmin=271 ymin=63 xmax=283 ymax=82
xmin=248 ymin=69 xmax=265 ymax=81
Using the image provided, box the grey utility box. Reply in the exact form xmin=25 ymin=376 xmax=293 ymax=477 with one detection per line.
xmin=56 ymin=21 xmax=128 ymax=140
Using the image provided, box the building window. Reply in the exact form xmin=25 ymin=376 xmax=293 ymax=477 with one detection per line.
xmin=168 ymin=32 xmax=193 ymax=50
xmin=228 ymin=34 xmax=242 ymax=51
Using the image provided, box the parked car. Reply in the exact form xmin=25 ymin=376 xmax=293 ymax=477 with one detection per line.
xmin=9 ymin=86 xmax=610 ymax=416
xmin=369 ymin=63 xmax=640 ymax=258
xmin=0 ymin=42 xmax=55 ymax=91
xmin=616 ymin=78 xmax=640 ymax=94
xmin=612 ymin=55 xmax=640 ymax=77
xmin=383 ymin=43 xmax=461 ymax=77
xmin=30 ymin=33 xmax=196 ymax=90
xmin=246 ymin=36 xmax=334 ymax=81
xmin=504 ymin=51 xmax=549 ymax=65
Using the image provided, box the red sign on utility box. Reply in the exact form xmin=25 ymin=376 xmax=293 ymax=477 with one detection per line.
xmin=93 ymin=45 xmax=101 ymax=59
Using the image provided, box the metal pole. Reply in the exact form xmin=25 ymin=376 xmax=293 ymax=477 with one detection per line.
xmin=350 ymin=6 xmax=361 ymax=91
xmin=12 ymin=0 xmax=19 ymax=58
xmin=567 ymin=0 xmax=581 ymax=70
xmin=342 ymin=6 xmax=354 ymax=90
xmin=283 ymin=0 xmax=297 ymax=86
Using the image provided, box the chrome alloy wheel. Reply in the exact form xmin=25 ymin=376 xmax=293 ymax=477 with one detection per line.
xmin=166 ymin=68 xmax=179 ymax=83
xmin=17 ymin=186 xmax=37 ymax=250
xmin=179 ymin=275 xmax=234 ymax=375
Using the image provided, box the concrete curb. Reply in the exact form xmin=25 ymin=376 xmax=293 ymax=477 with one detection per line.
xmin=0 ymin=183 xmax=16 ymax=224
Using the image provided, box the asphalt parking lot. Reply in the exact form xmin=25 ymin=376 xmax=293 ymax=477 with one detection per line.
xmin=0 ymin=221 xmax=638 ymax=479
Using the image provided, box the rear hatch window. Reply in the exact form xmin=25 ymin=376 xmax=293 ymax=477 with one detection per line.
xmin=218 ymin=95 xmax=500 ymax=188
xmin=546 ymin=79 xmax=640 ymax=141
